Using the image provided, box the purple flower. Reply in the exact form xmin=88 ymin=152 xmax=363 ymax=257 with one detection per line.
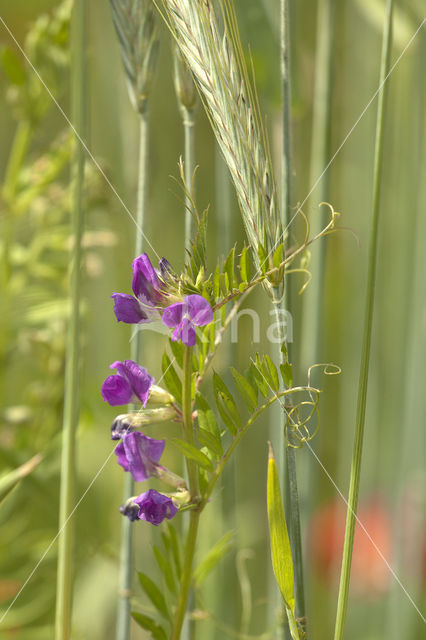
xmin=101 ymin=360 xmax=154 ymax=407
xmin=162 ymin=294 xmax=213 ymax=347
xmin=134 ymin=489 xmax=178 ymax=525
xmin=112 ymin=253 xmax=171 ymax=324
xmin=114 ymin=431 xmax=165 ymax=481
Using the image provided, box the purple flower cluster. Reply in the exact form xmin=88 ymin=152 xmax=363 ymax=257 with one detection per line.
xmin=112 ymin=253 xmax=213 ymax=347
xmin=102 ymin=253 xmax=209 ymax=524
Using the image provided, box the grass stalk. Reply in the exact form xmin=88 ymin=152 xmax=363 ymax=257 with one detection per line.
xmin=300 ymin=0 xmax=335 ymax=373
xmin=277 ymin=0 xmax=306 ymax=633
xmin=183 ymin=113 xmax=195 ymax=251
xmin=333 ymin=2 xmax=394 ymax=638
xmin=115 ymin=114 xmax=149 ymax=640
xmin=54 ymin=1 xmax=86 ymax=637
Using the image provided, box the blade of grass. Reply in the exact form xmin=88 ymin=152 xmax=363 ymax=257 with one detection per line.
xmin=333 ymin=2 xmax=394 ymax=638
xmin=55 ymin=1 xmax=87 ymax=637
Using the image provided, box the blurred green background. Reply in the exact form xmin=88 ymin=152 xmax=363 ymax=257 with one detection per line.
xmin=0 ymin=0 xmax=424 ymax=638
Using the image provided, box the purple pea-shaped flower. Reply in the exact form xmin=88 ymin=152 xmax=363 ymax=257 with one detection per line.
xmin=101 ymin=360 xmax=154 ymax=407
xmin=134 ymin=489 xmax=178 ymax=525
xmin=112 ymin=253 xmax=172 ymax=324
xmin=162 ymin=294 xmax=213 ymax=347
xmin=114 ymin=431 xmax=165 ymax=482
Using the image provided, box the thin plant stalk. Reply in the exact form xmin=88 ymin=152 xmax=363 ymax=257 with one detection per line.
xmin=55 ymin=1 xmax=87 ymax=638
xmin=115 ymin=114 xmax=149 ymax=640
xmin=277 ymin=0 xmax=306 ymax=632
xmin=300 ymin=0 xmax=335 ymax=373
xmin=171 ymin=347 xmax=200 ymax=640
xmin=333 ymin=2 xmax=394 ymax=638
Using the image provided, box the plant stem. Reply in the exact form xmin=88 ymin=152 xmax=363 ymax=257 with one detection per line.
xmin=272 ymin=293 xmax=306 ymax=635
xmin=115 ymin=113 xmax=149 ymax=640
xmin=333 ymin=2 xmax=393 ymax=639
xmin=300 ymin=0 xmax=335 ymax=373
xmin=183 ymin=109 xmax=195 ymax=253
xmin=171 ymin=346 xmax=200 ymax=639
xmin=55 ymin=1 xmax=86 ymax=638
xmin=278 ymin=0 xmax=306 ymax=634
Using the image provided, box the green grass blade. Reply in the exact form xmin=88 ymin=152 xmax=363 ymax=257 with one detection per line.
xmin=333 ymin=2 xmax=394 ymax=638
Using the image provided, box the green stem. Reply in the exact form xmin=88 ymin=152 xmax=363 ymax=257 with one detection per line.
xmin=272 ymin=294 xmax=306 ymax=634
xmin=300 ymin=0 xmax=335 ymax=373
xmin=2 ymin=119 xmax=32 ymax=201
xmin=333 ymin=2 xmax=393 ymax=639
xmin=171 ymin=346 xmax=200 ymax=640
xmin=183 ymin=109 xmax=195 ymax=253
xmin=280 ymin=0 xmax=292 ymax=235
xmin=115 ymin=113 xmax=149 ymax=640
xmin=55 ymin=1 xmax=86 ymax=638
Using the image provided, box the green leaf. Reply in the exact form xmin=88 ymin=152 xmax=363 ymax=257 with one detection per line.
xmin=193 ymin=531 xmax=235 ymax=587
xmin=213 ymin=372 xmax=241 ymax=435
xmin=230 ymin=366 xmax=258 ymax=412
xmin=196 ymin=393 xmax=221 ymax=439
xmin=166 ymin=523 xmax=182 ymax=578
xmin=263 ymin=355 xmax=280 ymax=391
xmin=257 ymin=242 xmax=268 ymax=274
xmin=249 ymin=362 xmax=269 ymax=398
xmin=0 ymin=454 xmax=42 ymax=506
xmin=213 ymin=264 xmax=221 ymax=299
xmin=267 ymin=444 xmax=299 ymax=640
xmin=162 ymin=352 xmax=182 ymax=405
xmin=280 ymin=362 xmax=293 ymax=388
xmin=273 ymin=243 xmax=284 ymax=269
xmin=173 ymin=438 xmax=213 ymax=472
xmin=153 ymin=545 xmax=177 ymax=595
xmin=239 ymin=245 xmax=251 ymax=282
xmin=137 ymin=573 xmax=171 ymax=622
xmin=198 ymin=427 xmax=223 ymax=459
xmin=224 ymin=246 xmax=237 ymax=289
xmin=131 ymin=612 xmax=168 ymax=640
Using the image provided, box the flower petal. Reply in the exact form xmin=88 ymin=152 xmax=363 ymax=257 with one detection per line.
xmin=121 ymin=431 xmax=165 ymax=482
xmin=172 ymin=318 xmax=196 ymax=347
xmin=101 ymin=374 xmax=133 ymax=406
xmin=111 ymin=293 xmax=149 ymax=324
xmin=134 ymin=489 xmax=178 ymax=525
xmin=114 ymin=442 xmax=130 ymax=471
xmin=111 ymin=360 xmax=154 ymax=407
xmin=162 ymin=302 xmax=184 ymax=328
xmin=186 ymin=294 xmax=213 ymax=326
xmin=132 ymin=254 xmax=159 ymax=302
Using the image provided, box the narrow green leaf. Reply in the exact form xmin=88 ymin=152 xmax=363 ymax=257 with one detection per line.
xmin=131 ymin=612 xmax=168 ymax=639
xmin=153 ymin=545 xmax=177 ymax=595
xmin=230 ymin=366 xmax=258 ymax=412
xmin=166 ymin=523 xmax=182 ymax=578
xmin=173 ymin=438 xmax=213 ymax=472
xmin=1 ymin=47 xmax=26 ymax=85
xmin=239 ymin=245 xmax=251 ymax=282
xmin=267 ymin=443 xmax=299 ymax=640
xmin=193 ymin=531 xmax=234 ymax=586
xmin=198 ymin=427 xmax=223 ymax=459
xmin=196 ymin=393 xmax=221 ymax=440
xmin=137 ymin=573 xmax=171 ymax=622
xmin=213 ymin=372 xmax=241 ymax=435
xmin=273 ymin=243 xmax=284 ymax=269
xmin=280 ymin=362 xmax=293 ymax=388
xmin=263 ymin=355 xmax=280 ymax=391
xmin=213 ymin=264 xmax=221 ymax=298
xmin=162 ymin=352 xmax=182 ymax=405
xmin=257 ymin=242 xmax=268 ymax=273
xmin=249 ymin=362 xmax=269 ymax=398
xmin=224 ymin=246 xmax=236 ymax=289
